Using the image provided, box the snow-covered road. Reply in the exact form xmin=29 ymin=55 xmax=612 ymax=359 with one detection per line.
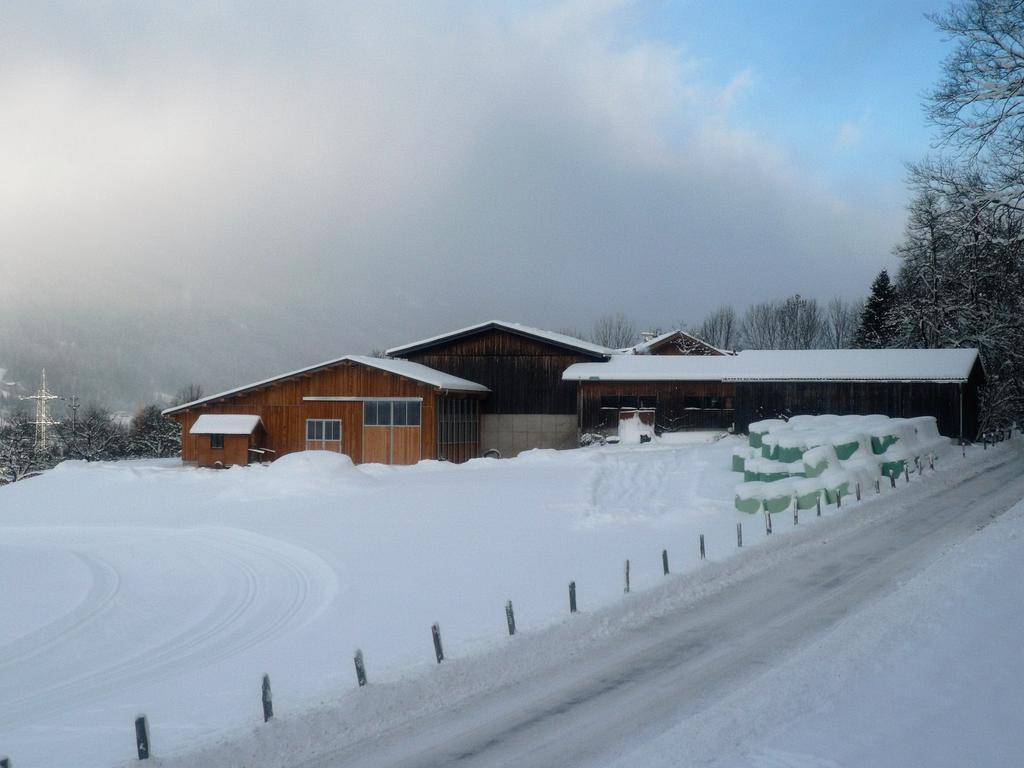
xmin=287 ymin=450 xmax=1024 ymax=768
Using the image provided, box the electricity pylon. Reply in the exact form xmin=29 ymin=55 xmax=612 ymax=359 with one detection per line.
xmin=19 ymin=369 xmax=61 ymax=450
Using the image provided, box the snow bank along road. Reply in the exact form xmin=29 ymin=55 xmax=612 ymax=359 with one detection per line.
xmin=265 ymin=448 xmax=1024 ymax=768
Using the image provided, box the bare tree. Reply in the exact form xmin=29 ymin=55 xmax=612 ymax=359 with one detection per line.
xmin=822 ymin=297 xmax=861 ymax=348
xmin=740 ymin=301 xmax=783 ymax=349
xmin=697 ymin=305 xmax=738 ymax=350
xmin=590 ymin=313 xmax=637 ymax=348
xmin=778 ymin=294 xmax=825 ymax=349
xmin=172 ymin=383 xmax=204 ymax=407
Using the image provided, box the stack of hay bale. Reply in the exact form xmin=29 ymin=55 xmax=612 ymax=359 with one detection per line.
xmin=731 ymin=415 xmax=950 ymax=514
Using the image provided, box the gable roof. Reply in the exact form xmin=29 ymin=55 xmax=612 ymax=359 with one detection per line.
xmin=563 ymin=348 xmax=982 ymax=383
xmin=386 ymin=320 xmax=615 ymax=359
xmin=629 ymin=329 xmax=732 ymax=356
xmin=163 ymin=355 xmax=488 ymax=416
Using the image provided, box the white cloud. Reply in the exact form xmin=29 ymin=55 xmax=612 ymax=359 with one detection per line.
xmin=0 ymin=1 xmax=900 ymax=367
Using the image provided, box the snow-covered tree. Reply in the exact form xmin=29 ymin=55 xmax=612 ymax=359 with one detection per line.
xmin=0 ymin=413 xmax=50 ymax=484
xmin=854 ymin=270 xmax=900 ymax=348
xmin=59 ymin=406 xmax=127 ymax=461
xmin=128 ymin=404 xmax=181 ymax=458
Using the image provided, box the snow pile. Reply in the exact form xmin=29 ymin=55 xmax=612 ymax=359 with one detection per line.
xmin=734 ymin=415 xmax=952 ymax=513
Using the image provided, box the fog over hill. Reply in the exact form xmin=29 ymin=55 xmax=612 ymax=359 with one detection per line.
xmin=0 ymin=2 xmax=918 ymax=412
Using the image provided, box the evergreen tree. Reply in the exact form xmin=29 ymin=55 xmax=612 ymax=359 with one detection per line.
xmin=854 ymin=270 xmax=899 ymax=348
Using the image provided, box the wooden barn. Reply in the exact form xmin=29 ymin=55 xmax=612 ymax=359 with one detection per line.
xmin=163 ymin=355 xmax=488 ymax=467
xmin=728 ymin=349 xmax=985 ymax=441
xmin=564 ymin=348 xmax=984 ymax=442
xmin=387 ymin=321 xmax=613 ymax=457
xmin=563 ymin=356 xmax=739 ymax=436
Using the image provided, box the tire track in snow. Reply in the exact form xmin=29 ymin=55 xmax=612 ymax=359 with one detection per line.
xmin=0 ymin=527 xmax=335 ymax=727
xmin=0 ymin=551 xmax=121 ymax=675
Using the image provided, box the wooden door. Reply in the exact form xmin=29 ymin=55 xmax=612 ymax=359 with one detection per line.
xmin=391 ymin=427 xmax=422 ymax=464
xmin=362 ymin=426 xmax=390 ymax=463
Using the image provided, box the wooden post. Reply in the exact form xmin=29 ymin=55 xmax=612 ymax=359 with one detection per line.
xmin=135 ymin=715 xmax=150 ymax=760
xmin=890 ymin=471 xmax=896 ymax=489
xmin=962 ymin=442 xmax=966 ymax=458
xmin=816 ymin=496 xmax=821 ymax=517
xmin=262 ymin=674 xmax=273 ymax=722
xmin=505 ymin=600 xmax=516 ymax=636
xmin=569 ymin=581 xmax=577 ymax=613
xmin=354 ymin=649 xmax=367 ymax=687
xmin=793 ymin=498 xmax=798 ymax=526
xmin=765 ymin=509 xmax=773 ymax=535
xmin=836 ymin=489 xmax=842 ymax=508
xmin=699 ymin=534 xmax=706 ymax=560
xmin=875 ymin=478 xmax=881 ymax=494
xmin=904 ymin=465 xmax=910 ymax=483
xmin=929 ymin=453 xmax=935 ymax=471
xmin=624 ymin=559 xmax=630 ymax=593
xmin=856 ymin=482 xmax=861 ymax=501
xmin=915 ymin=456 xmax=922 ymax=474
xmin=662 ymin=549 xmax=669 ymax=575
xmin=736 ymin=522 xmax=742 ymax=548
xmin=431 ymin=623 xmax=444 ymax=664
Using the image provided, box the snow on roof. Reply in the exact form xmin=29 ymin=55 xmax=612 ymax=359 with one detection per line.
xmin=629 ymin=329 xmax=732 ymax=356
xmin=164 ymin=355 xmax=488 ymax=416
xmin=190 ymin=414 xmax=263 ymax=435
xmin=385 ymin=320 xmax=615 ymax=358
xmin=563 ymin=355 xmax=740 ymax=382
xmin=563 ymin=348 xmax=981 ymax=383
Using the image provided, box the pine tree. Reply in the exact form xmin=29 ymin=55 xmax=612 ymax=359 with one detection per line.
xmin=854 ymin=270 xmax=899 ymax=348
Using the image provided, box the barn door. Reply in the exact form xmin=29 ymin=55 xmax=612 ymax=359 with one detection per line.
xmin=362 ymin=401 xmax=421 ymax=465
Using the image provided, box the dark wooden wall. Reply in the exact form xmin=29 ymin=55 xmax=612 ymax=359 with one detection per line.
xmin=578 ymin=381 xmax=737 ymax=434
xmin=733 ymin=380 xmax=979 ymax=441
xmin=171 ymin=360 xmax=484 ymax=465
xmin=399 ymin=328 xmax=601 ymax=415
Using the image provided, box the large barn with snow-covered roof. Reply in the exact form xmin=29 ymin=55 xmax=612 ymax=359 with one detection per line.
xmin=163 ymin=355 xmax=488 ymax=467
xmin=563 ymin=348 xmax=985 ymax=442
xmin=386 ymin=320 xmax=614 ymax=457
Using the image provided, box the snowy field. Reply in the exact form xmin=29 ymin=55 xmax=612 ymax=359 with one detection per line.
xmin=0 ymin=434 xmax=1017 ymax=766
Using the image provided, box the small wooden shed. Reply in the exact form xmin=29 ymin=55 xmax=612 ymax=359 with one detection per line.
xmin=163 ymin=355 xmax=488 ymax=467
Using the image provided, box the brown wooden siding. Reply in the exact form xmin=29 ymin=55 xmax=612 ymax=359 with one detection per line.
xmin=578 ymin=381 xmax=737 ymax=435
xmin=172 ymin=360 xmax=484 ymax=466
xmin=195 ymin=433 xmax=253 ymax=467
xmin=400 ymin=328 xmax=601 ymax=415
xmin=733 ymin=379 xmax=981 ymax=441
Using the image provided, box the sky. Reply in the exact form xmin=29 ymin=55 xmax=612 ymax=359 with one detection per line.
xmin=0 ymin=0 xmax=957 ymax=393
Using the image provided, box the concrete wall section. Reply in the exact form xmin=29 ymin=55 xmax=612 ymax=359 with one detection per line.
xmin=481 ymin=414 xmax=578 ymax=456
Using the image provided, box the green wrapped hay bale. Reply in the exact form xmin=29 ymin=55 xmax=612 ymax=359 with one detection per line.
xmin=871 ymin=433 xmax=900 ymax=455
xmin=763 ymin=480 xmax=795 ymax=514
xmin=748 ymin=419 xmax=787 ymax=451
xmin=731 ymin=446 xmax=758 ymax=473
xmin=830 ymin=432 xmax=868 ymax=461
xmin=748 ymin=458 xmax=793 ymax=483
xmin=821 ymin=469 xmax=852 ymax=504
xmin=802 ymin=445 xmax=837 ymax=478
xmin=793 ymin=478 xmax=823 ymax=510
xmin=880 ymin=458 xmax=906 ymax=479
xmin=775 ymin=442 xmax=806 ymax=464
xmin=734 ymin=481 xmax=765 ymax=514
